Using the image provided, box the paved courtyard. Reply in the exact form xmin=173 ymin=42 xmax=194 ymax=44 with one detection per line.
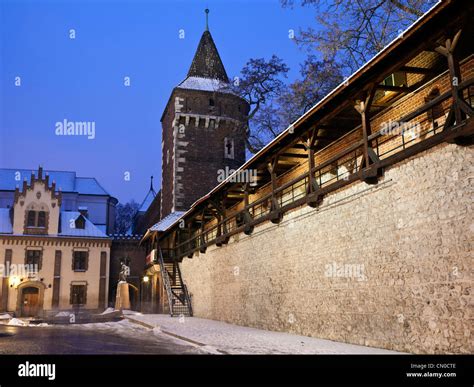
xmin=0 ymin=319 xmax=205 ymax=354
xmin=0 ymin=313 xmax=402 ymax=354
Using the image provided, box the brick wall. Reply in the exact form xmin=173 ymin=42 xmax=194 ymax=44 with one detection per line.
xmin=180 ymin=142 xmax=473 ymax=354
xmin=161 ymin=88 xmax=249 ymax=217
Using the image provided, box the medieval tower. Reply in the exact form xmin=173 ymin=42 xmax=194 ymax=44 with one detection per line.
xmin=160 ymin=11 xmax=250 ymax=218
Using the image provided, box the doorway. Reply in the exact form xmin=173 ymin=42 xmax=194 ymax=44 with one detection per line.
xmin=21 ymin=287 xmax=40 ymax=317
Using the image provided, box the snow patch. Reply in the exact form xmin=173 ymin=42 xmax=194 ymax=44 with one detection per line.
xmin=122 ymin=310 xmax=142 ymax=316
xmin=8 ymin=318 xmax=27 ymax=326
xmin=199 ymin=345 xmax=222 ymax=355
xmin=55 ymin=312 xmax=71 ymax=317
xmin=0 ymin=313 xmax=12 ymax=320
xmin=177 ymin=76 xmax=234 ymax=93
xmin=100 ymin=307 xmax=116 ymax=315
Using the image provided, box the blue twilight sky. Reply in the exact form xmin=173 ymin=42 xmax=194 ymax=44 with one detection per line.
xmin=0 ymin=0 xmax=318 ymax=204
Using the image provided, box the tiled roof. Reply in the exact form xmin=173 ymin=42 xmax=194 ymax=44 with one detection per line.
xmin=0 ymin=168 xmax=110 ymax=196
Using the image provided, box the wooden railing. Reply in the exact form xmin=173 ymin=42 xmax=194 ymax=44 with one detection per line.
xmin=173 ymin=77 xmax=473 ymax=259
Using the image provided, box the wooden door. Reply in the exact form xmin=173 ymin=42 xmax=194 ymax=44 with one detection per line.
xmin=21 ymin=287 xmax=39 ymax=317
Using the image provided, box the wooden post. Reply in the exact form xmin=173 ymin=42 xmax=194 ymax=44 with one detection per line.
xmin=354 ymin=84 xmax=380 ymax=183
xmin=267 ymin=156 xmax=282 ymax=223
xmin=242 ymin=183 xmax=254 ymax=235
xmin=435 ymin=30 xmax=473 ymax=127
xmin=212 ymin=197 xmax=229 ymax=246
xmin=199 ymin=209 xmax=207 ymax=254
xmin=303 ymin=128 xmax=322 ymax=207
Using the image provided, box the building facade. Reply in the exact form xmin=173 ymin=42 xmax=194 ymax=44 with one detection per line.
xmin=0 ymin=167 xmax=116 ymax=317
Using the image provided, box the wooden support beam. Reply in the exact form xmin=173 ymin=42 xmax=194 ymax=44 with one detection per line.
xmin=354 ymin=84 xmax=382 ymax=184
xmin=242 ymin=184 xmax=254 ymax=235
xmin=210 ymin=197 xmax=230 ymax=246
xmin=267 ymin=156 xmax=283 ymax=224
xmin=280 ymin=153 xmax=307 ymax=159
xmin=435 ymin=29 xmax=469 ymax=125
xmin=199 ymin=209 xmax=207 ymax=254
xmin=398 ymin=66 xmax=435 ymax=75
xmin=186 ymin=224 xmax=194 ymax=258
xmin=376 ymin=84 xmax=413 ymax=93
xmin=302 ymin=128 xmax=323 ymax=207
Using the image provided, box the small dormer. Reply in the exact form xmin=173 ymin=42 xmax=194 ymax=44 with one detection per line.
xmin=75 ymin=214 xmax=86 ymax=229
xmin=12 ymin=167 xmax=62 ymax=235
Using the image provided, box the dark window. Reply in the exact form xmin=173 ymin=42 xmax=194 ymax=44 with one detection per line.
xmin=25 ymin=250 xmax=42 ymax=270
xmin=209 ymin=98 xmax=215 ymax=106
xmin=75 ymin=216 xmax=85 ymax=229
xmin=27 ymin=211 xmax=36 ymax=227
xmin=70 ymin=284 xmax=87 ymax=305
xmin=73 ymin=251 xmax=88 ymax=271
xmin=381 ymin=72 xmax=406 ymax=88
xmin=37 ymin=211 xmax=46 ymax=227
xmin=26 ymin=210 xmax=47 ymax=228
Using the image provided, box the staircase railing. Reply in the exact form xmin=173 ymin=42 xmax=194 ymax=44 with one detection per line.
xmin=157 ymin=247 xmax=174 ymax=316
xmin=176 ymin=261 xmax=193 ymax=317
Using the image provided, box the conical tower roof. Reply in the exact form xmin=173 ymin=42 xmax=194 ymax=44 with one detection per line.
xmin=187 ymin=30 xmax=229 ymax=82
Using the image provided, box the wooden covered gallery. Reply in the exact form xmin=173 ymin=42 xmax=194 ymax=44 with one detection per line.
xmin=142 ymin=0 xmax=473 ymax=317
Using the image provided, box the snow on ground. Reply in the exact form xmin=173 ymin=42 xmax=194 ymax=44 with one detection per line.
xmin=122 ymin=310 xmax=143 ymax=316
xmin=0 ymin=313 xmax=12 ymax=320
xmin=55 ymin=311 xmax=70 ymax=317
xmin=100 ymin=307 xmax=116 ymax=315
xmin=126 ymin=314 xmax=402 ymax=355
xmin=7 ymin=318 xmax=27 ymax=326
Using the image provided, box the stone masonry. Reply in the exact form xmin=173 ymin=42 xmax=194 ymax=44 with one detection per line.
xmin=180 ymin=142 xmax=473 ymax=354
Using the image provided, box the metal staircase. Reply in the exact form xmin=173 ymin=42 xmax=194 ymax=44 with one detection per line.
xmin=157 ymin=247 xmax=193 ymax=317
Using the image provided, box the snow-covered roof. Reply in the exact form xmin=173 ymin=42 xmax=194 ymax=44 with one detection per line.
xmin=0 ymin=168 xmax=110 ymax=196
xmin=149 ymin=211 xmax=186 ymax=232
xmin=59 ymin=211 xmax=108 ymax=238
xmin=177 ymin=76 xmax=234 ymax=94
xmin=0 ymin=209 xmax=108 ymax=238
xmin=0 ymin=208 xmax=12 ymax=234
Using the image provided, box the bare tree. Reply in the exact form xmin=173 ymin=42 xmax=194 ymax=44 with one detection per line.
xmin=282 ymin=0 xmax=437 ymax=74
xmin=233 ymin=55 xmax=289 ymax=153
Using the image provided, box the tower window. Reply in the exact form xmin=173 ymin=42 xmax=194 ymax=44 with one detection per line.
xmin=224 ymin=138 xmax=235 ymax=159
xmin=209 ymin=98 xmax=215 ymax=106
